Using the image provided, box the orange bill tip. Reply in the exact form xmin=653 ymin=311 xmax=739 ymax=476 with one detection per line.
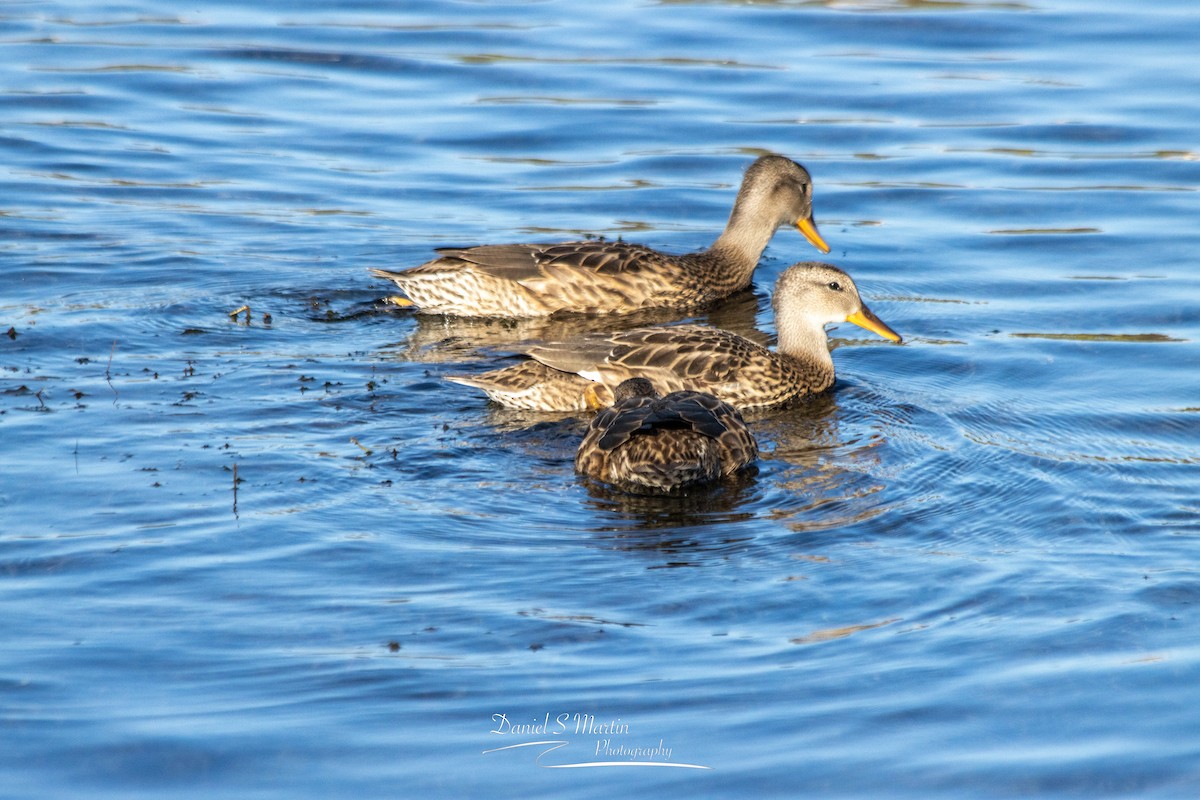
xmin=796 ymin=217 xmax=831 ymax=254
xmin=846 ymin=306 xmax=902 ymax=343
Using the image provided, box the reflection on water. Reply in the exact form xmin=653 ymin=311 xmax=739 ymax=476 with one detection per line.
xmin=582 ymin=470 xmax=761 ymax=536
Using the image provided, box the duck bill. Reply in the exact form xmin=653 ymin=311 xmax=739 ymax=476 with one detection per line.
xmin=582 ymin=384 xmax=607 ymax=411
xmin=796 ymin=216 xmax=831 ymax=254
xmin=846 ymin=305 xmax=902 ymax=343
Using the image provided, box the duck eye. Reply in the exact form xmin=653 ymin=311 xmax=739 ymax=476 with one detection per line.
xmin=827 ymin=281 xmax=842 ymax=292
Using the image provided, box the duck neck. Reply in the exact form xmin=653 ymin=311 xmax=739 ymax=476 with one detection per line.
xmin=706 ymin=209 xmax=780 ymax=282
xmin=776 ymin=310 xmax=835 ymax=379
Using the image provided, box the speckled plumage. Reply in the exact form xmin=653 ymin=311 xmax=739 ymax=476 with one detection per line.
xmin=575 ymin=378 xmax=758 ymax=494
xmin=369 ymin=154 xmax=829 ymax=317
xmin=444 ymin=262 xmax=903 ymax=411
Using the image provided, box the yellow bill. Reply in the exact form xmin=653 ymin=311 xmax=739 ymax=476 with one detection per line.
xmin=846 ymin=305 xmax=902 ymax=343
xmin=583 ymin=384 xmax=606 ymax=411
xmin=796 ymin=216 xmax=830 ymax=254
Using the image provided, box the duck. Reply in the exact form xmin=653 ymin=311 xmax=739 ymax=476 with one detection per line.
xmin=369 ymin=154 xmax=829 ymax=317
xmin=575 ymin=377 xmax=758 ymax=494
xmin=445 ymin=261 xmax=902 ymax=411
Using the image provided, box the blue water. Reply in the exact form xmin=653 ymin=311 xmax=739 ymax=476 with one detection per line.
xmin=3 ymin=0 xmax=1200 ymax=797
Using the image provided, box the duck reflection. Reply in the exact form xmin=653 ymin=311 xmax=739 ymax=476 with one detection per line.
xmin=754 ymin=388 xmax=895 ymax=537
xmin=747 ymin=390 xmax=843 ymax=469
xmin=580 ymin=468 xmax=762 ymax=553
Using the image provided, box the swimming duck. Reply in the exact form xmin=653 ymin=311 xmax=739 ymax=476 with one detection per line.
xmin=369 ymin=154 xmax=829 ymax=317
xmin=445 ymin=261 xmax=902 ymax=411
xmin=575 ymin=377 xmax=758 ymax=494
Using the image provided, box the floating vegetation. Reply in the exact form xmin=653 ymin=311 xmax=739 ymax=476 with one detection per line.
xmin=1010 ymin=332 xmax=1184 ymax=343
xmin=790 ymin=617 xmax=902 ymax=645
xmin=989 ymin=227 xmax=1101 ymax=235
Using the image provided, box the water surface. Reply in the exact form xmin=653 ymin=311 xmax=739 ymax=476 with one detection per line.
xmin=3 ymin=0 xmax=1200 ymax=797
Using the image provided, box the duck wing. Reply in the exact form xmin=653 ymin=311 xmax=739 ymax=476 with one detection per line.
xmin=662 ymin=391 xmax=759 ymax=469
xmin=432 ymin=240 xmax=674 ymax=282
xmin=526 ymin=325 xmax=767 ymax=391
xmin=583 ymin=390 xmax=757 ymax=484
xmin=590 ymin=396 xmax=659 ymax=451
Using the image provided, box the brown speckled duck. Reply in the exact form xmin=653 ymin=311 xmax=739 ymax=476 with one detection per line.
xmin=445 ymin=261 xmax=902 ymax=411
xmin=369 ymin=154 xmax=829 ymax=317
xmin=575 ymin=377 xmax=758 ymax=494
